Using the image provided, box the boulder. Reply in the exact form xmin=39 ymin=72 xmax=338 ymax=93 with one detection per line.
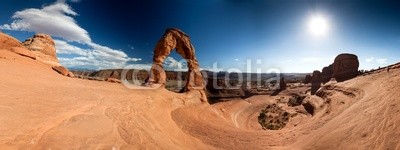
xmin=332 ymin=53 xmax=359 ymax=82
xmin=146 ymin=28 xmax=204 ymax=91
xmin=321 ymin=64 xmax=333 ymax=83
xmin=106 ymin=78 xmax=121 ymax=83
xmin=22 ymin=34 xmax=58 ymax=63
xmin=67 ymin=72 xmax=75 ymax=78
xmin=52 ymin=66 xmax=69 ymax=76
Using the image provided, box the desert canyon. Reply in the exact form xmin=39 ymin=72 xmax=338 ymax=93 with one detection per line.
xmin=1 ymin=29 xmax=400 ymax=150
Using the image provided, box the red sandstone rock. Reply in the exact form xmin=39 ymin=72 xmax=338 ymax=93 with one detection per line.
xmin=321 ymin=64 xmax=333 ymax=83
xmin=52 ymin=66 xmax=69 ymax=76
xmin=22 ymin=34 xmax=58 ymax=63
xmin=67 ymin=72 xmax=75 ymax=78
xmin=303 ymin=74 xmax=312 ymax=84
xmin=279 ymin=77 xmax=287 ymax=90
xmin=106 ymin=78 xmax=121 ymax=83
xmin=311 ymin=70 xmax=322 ymax=95
xmin=10 ymin=47 xmax=36 ymax=60
xmin=332 ymin=53 xmax=359 ymax=82
xmin=147 ymin=28 xmax=204 ymax=91
xmin=0 ymin=32 xmax=23 ymax=50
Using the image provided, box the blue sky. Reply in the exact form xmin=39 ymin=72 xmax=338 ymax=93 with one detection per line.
xmin=1 ymin=0 xmax=399 ymax=73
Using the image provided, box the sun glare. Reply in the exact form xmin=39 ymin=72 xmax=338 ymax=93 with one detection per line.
xmin=308 ymin=15 xmax=329 ymax=36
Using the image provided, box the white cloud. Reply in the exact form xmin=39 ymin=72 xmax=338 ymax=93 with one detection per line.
xmin=365 ymin=57 xmax=374 ymax=62
xmin=59 ymin=57 xmax=121 ymax=69
xmin=234 ymin=59 xmax=239 ymax=61
xmin=59 ymin=56 xmax=142 ymax=70
xmin=55 ymin=40 xmax=87 ymax=56
xmin=365 ymin=57 xmax=388 ymax=64
xmin=56 ymin=39 xmax=141 ymax=69
xmin=0 ymin=2 xmax=90 ymax=43
xmin=200 ymin=67 xmax=224 ymax=72
xmin=164 ymin=57 xmax=187 ymax=71
xmin=126 ymin=63 xmax=152 ymax=70
xmin=376 ymin=58 xmax=387 ymax=64
xmin=1 ymin=1 xmax=142 ymax=70
xmin=121 ymin=57 xmax=190 ymax=72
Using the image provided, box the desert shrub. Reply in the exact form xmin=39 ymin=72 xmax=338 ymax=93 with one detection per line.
xmin=287 ymin=95 xmax=306 ymax=107
xmin=258 ymin=104 xmax=290 ymax=130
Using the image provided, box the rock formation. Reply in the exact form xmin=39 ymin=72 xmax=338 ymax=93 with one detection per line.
xmin=146 ymin=28 xmax=204 ymax=91
xmin=22 ymin=34 xmax=59 ymax=64
xmin=106 ymin=78 xmax=121 ymax=83
xmin=279 ymin=77 xmax=287 ymax=90
xmin=311 ymin=70 xmax=322 ymax=84
xmin=67 ymin=72 xmax=75 ymax=78
xmin=321 ymin=64 xmax=333 ymax=83
xmin=1 ymin=32 xmax=35 ymax=60
xmin=1 ymin=32 xmax=77 ymax=78
xmin=303 ymin=74 xmax=312 ymax=84
xmin=52 ymin=66 xmax=74 ymax=77
xmin=332 ymin=53 xmax=359 ymax=82
xmin=311 ymin=70 xmax=322 ymax=95
xmin=110 ymin=70 xmax=120 ymax=79
xmin=22 ymin=33 xmax=75 ymax=77
xmin=0 ymin=32 xmax=23 ymax=50
xmin=308 ymin=53 xmax=359 ymax=89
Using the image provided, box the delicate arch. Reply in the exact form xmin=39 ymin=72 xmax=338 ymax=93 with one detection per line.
xmin=146 ymin=28 xmax=204 ymax=91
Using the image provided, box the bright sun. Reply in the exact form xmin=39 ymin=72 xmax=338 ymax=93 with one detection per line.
xmin=308 ymin=15 xmax=329 ymax=36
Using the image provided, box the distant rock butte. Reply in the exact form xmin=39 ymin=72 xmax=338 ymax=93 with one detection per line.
xmin=147 ymin=28 xmax=204 ymax=92
xmin=22 ymin=33 xmax=59 ymax=64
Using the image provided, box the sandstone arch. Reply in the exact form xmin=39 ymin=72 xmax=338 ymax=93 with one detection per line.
xmin=146 ymin=28 xmax=204 ymax=91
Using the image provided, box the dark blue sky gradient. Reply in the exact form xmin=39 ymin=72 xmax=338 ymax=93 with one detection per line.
xmin=1 ymin=0 xmax=400 ymax=72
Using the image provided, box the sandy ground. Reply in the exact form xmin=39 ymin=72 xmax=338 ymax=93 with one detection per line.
xmin=1 ymin=50 xmax=400 ymax=149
